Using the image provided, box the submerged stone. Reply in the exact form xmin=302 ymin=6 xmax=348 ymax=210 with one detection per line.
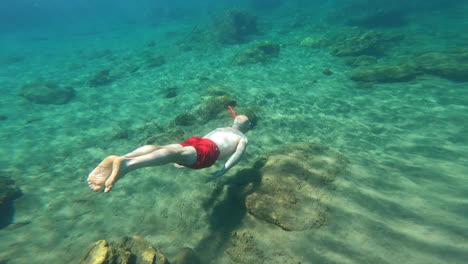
xmin=87 ymin=69 xmax=115 ymax=87
xmin=415 ymin=51 xmax=468 ymax=82
xmin=18 ymin=82 xmax=75 ymax=105
xmin=173 ymin=95 xmax=238 ymax=126
xmin=245 ymin=143 xmax=349 ymax=231
xmin=80 ymin=236 xmax=168 ymax=264
xmin=0 ymin=175 xmax=22 ymax=229
xmin=233 ymin=41 xmax=280 ymax=65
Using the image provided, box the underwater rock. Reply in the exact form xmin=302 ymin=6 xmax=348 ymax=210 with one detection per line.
xmin=0 ymin=175 xmax=22 ymax=229
xmin=213 ymin=8 xmax=258 ymax=44
xmin=80 ymin=240 xmax=131 ymax=264
xmin=163 ymin=86 xmax=177 ymax=98
xmin=233 ymin=41 xmax=280 ymax=65
xmin=18 ymin=81 xmax=75 ymax=105
xmin=174 ymin=112 xmax=198 ymax=126
xmin=225 ymin=231 xmax=265 ymax=264
xmin=322 ymin=68 xmax=333 ymax=76
xmin=350 ymin=64 xmax=420 ymax=83
xmin=80 ymin=236 xmax=168 ymax=264
xmin=172 ymin=247 xmax=201 ymax=264
xmin=345 ymin=55 xmax=378 ymax=67
xmin=118 ymin=236 xmax=168 ymax=264
xmin=87 ymin=69 xmax=115 ymax=87
xmin=331 ymin=30 xmax=403 ymax=57
xmin=146 ymin=55 xmax=166 ymax=68
xmin=300 ymin=36 xmax=329 ymax=48
xmin=245 ymin=143 xmax=349 ymax=231
xmin=415 ymin=51 xmax=468 ymax=82
xmin=173 ymin=96 xmax=238 ymax=126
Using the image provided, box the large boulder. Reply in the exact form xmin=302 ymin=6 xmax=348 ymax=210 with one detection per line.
xmin=80 ymin=236 xmax=168 ymax=264
xmin=245 ymin=143 xmax=349 ymax=231
xmin=415 ymin=50 xmax=468 ymax=82
xmin=18 ymin=82 xmax=75 ymax=105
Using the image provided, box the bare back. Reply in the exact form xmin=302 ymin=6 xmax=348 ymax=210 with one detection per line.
xmin=203 ymin=127 xmax=248 ymax=160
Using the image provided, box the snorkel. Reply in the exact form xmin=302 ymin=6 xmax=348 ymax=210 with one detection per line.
xmin=228 ymin=106 xmax=250 ymax=132
xmin=227 ymin=105 xmax=237 ymax=118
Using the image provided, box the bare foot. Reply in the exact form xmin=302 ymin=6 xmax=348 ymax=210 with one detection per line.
xmin=103 ymin=156 xmax=127 ymax=193
xmin=87 ymin=155 xmax=117 ymax=191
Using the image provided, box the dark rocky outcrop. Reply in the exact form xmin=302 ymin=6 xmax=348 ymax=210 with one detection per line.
xmin=173 ymin=96 xmax=238 ymax=126
xmin=80 ymin=236 xmax=168 ymax=264
xmin=0 ymin=175 xmax=22 ymax=229
xmin=415 ymin=50 xmax=468 ymax=82
xmin=87 ymin=69 xmax=116 ymax=87
xmin=245 ymin=143 xmax=349 ymax=231
xmin=232 ymin=41 xmax=280 ymax=65
xmin=18 ymin=82 xmax=75 ymax=105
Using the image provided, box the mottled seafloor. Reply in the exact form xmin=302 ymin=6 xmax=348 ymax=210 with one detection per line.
xmin=0 ymin=1 xmax=467 ymax=264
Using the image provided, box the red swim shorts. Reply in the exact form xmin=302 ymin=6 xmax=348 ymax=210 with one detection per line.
xmin=179 ymin=137 xmax=220 ymax=169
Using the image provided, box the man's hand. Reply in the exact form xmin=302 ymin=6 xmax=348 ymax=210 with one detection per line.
xmin=205 ymin=169 xmax=227 ymax=183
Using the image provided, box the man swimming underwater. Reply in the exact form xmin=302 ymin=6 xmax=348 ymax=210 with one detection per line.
xmin=87 ymin=106 xmax=250 ymax=192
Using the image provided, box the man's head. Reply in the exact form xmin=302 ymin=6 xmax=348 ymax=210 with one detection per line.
xmin=232 ymin=115 xmax=250 ymax=133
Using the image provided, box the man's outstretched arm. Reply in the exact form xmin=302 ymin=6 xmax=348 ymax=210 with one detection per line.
xmin=206 ymin=138 xmax=248 ymax=182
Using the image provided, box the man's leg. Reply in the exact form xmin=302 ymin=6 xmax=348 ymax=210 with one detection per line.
xmin=88 ymin=145 xmax=196 ymax=192
xmin=123 ymin=145 xmax=162 ymax=158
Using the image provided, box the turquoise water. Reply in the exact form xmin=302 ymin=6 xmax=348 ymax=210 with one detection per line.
xmin=0 ymin=1 xmax=467 ymax=263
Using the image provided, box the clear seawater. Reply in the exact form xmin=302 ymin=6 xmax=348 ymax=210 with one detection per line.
xmin=0 ymin=0 xmax=467 ymax=263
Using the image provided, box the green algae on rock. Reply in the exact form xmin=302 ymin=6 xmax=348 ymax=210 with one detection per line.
xmin=245 ymin=142 xmax=349 ymax=231
xmin=174 ymin=95 xmax=238 ymax=126
xmin=232 ymin=41 xmax=280 ymax=65
xmin=415 ymin=50 xmax=468 ymax=82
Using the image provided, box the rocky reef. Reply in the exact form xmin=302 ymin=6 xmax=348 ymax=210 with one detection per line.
xmin=18 ymin=81 xmax=75 ymax=105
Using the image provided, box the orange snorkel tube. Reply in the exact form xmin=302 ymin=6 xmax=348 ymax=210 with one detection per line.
xmin=227 ymin=105 xmax=237 ymax=118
